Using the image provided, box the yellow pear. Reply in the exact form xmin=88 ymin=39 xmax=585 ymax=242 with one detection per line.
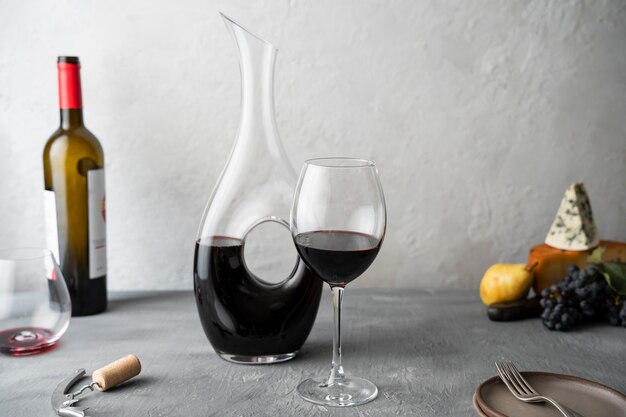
xmin=480 ymin=264 xmax=533 ymax=305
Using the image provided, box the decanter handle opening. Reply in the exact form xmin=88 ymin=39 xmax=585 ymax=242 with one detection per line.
xmin=241 ymin=216 xmax=300 ymax=286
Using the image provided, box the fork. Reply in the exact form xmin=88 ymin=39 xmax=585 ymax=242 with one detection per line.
xmin=495 ymin=360 xmax=583 ymax=417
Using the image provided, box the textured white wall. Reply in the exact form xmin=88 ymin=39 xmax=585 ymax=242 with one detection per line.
xmin=1 ymin=0 xmax=625 ymax=290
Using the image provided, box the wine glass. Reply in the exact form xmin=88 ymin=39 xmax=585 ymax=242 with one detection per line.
xmin=0 ymin=248 xmax=71 ymax=355
xmin=291 ymin=157 xmax=386 ymax=407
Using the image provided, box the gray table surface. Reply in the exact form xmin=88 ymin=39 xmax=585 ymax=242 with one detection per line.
xmin=1 ymin=289 xmax=625 ymax=416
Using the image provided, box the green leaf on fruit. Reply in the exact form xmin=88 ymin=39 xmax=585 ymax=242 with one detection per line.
xmin=589 ymin=260 xmax=626 ymax=295
xmin=602 ymin=262 xmax=626 ymax=295
xmin=587 ymin=246 xmax=606 ymax=264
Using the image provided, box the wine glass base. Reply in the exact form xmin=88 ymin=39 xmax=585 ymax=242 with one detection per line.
xmin=0 ymin=327 xmax=59 ymax=356
xmin=218 ymin=351 xmax=297 ymax=364
xmin=297 ymin=376 xmax=378 ymax=407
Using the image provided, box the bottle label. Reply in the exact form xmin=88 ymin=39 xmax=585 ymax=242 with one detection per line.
xmin=88 ymin=169 xmax=107 ymax=278
xmin=44 ymin=190 xmax=60 ymax=278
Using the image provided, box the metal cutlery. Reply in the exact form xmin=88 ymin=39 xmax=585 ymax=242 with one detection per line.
xmin=495 ymin=360 xmax=583 ymax=417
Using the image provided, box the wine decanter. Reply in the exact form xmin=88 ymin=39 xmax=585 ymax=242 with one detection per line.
xmin=193 ymin=14 xmax=322 ymax=364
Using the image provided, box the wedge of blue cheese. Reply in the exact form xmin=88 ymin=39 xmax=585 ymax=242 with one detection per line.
xmin=545 ymin=183 xmax=599 ymax=251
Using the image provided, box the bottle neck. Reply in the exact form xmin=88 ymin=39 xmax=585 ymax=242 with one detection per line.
xmin=57 ymin=61 xmax=84 ymax=128
xmin=60 ymin=109 xmax=84 ymax=129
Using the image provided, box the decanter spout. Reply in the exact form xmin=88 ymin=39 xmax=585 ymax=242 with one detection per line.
xmin=220 ymin=13 xmax=278 ymax=136
xmin=221 ymin=13 xmax=276 ymax=55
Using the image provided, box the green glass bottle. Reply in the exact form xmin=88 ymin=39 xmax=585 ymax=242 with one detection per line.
xmin=43 ymin=56 xmax=107 ymax=316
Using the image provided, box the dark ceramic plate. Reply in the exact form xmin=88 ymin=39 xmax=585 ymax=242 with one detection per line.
xmin=473 ymin=393 xmax=489 ymax=416
xmin=474 ymin=372 xmax=626 ymax=417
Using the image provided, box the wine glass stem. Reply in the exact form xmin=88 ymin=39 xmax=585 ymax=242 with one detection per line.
xmin=327 ymin=286 xmax=345 ymax=385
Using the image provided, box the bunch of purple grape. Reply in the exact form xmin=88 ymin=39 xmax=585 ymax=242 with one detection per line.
xmin=539 ymin=265 xmax=625 ymax=331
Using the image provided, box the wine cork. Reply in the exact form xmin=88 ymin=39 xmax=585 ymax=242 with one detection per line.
xmin=92 ymin=354 xmax=141 ymax=391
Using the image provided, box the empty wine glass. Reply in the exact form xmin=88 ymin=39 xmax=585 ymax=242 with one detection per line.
xmin=0 ymin=248 xmax=71 ymax=355
xmin=291 ymin=158 xmax=386 ymax=407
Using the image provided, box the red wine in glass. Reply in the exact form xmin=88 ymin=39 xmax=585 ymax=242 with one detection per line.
xmin=291 ymin=157 xmax=386 ymax=407
xmin=294 ymin=231 xmax=381 ymax=287
xmin=0 ymin=327 xmax=57 ymax=356
xmin=0 ymin=248 xmax=71 ymax=356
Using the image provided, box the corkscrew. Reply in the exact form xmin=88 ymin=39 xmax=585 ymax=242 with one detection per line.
xmin=51 ymin=354 xmax=141 ymax=417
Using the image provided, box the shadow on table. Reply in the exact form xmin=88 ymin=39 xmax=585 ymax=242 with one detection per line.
xmin=107 ymin=291 xmax=191 ymax=313
xmin=296 ymin=319 xmax=461 ymax=364
xmin=86 ymin=375 xmax=160 ymax=416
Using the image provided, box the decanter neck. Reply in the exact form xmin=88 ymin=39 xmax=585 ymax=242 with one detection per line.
xmin=238 ymin=43 xmax=278 ymax=136
xmin=223 ymin=14 xmax=280 ymax=140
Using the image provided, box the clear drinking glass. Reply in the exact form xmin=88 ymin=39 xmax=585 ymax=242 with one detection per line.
xmin=291 ymin=158 xmax=386 ymax=407
xmin=0 ymin=248 xmax=71 ymax=355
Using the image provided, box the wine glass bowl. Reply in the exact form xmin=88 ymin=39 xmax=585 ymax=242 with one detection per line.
xmin=0 ymin=248 xmax=71 ymax=356
xmin=291 ymin=157 xmax=386 ymax=407
xmin=294 ymin=230 xmax=381 ymax=287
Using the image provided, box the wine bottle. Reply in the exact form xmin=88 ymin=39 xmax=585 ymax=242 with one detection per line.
xmin=43 ymin=56 xmax=107 ymax=316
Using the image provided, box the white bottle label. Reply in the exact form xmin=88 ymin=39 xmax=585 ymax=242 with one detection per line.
xmin=44 ymin=190 xmax=60 ymax=278
xmin=88 ymin=169 xmax=107 ymax=278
